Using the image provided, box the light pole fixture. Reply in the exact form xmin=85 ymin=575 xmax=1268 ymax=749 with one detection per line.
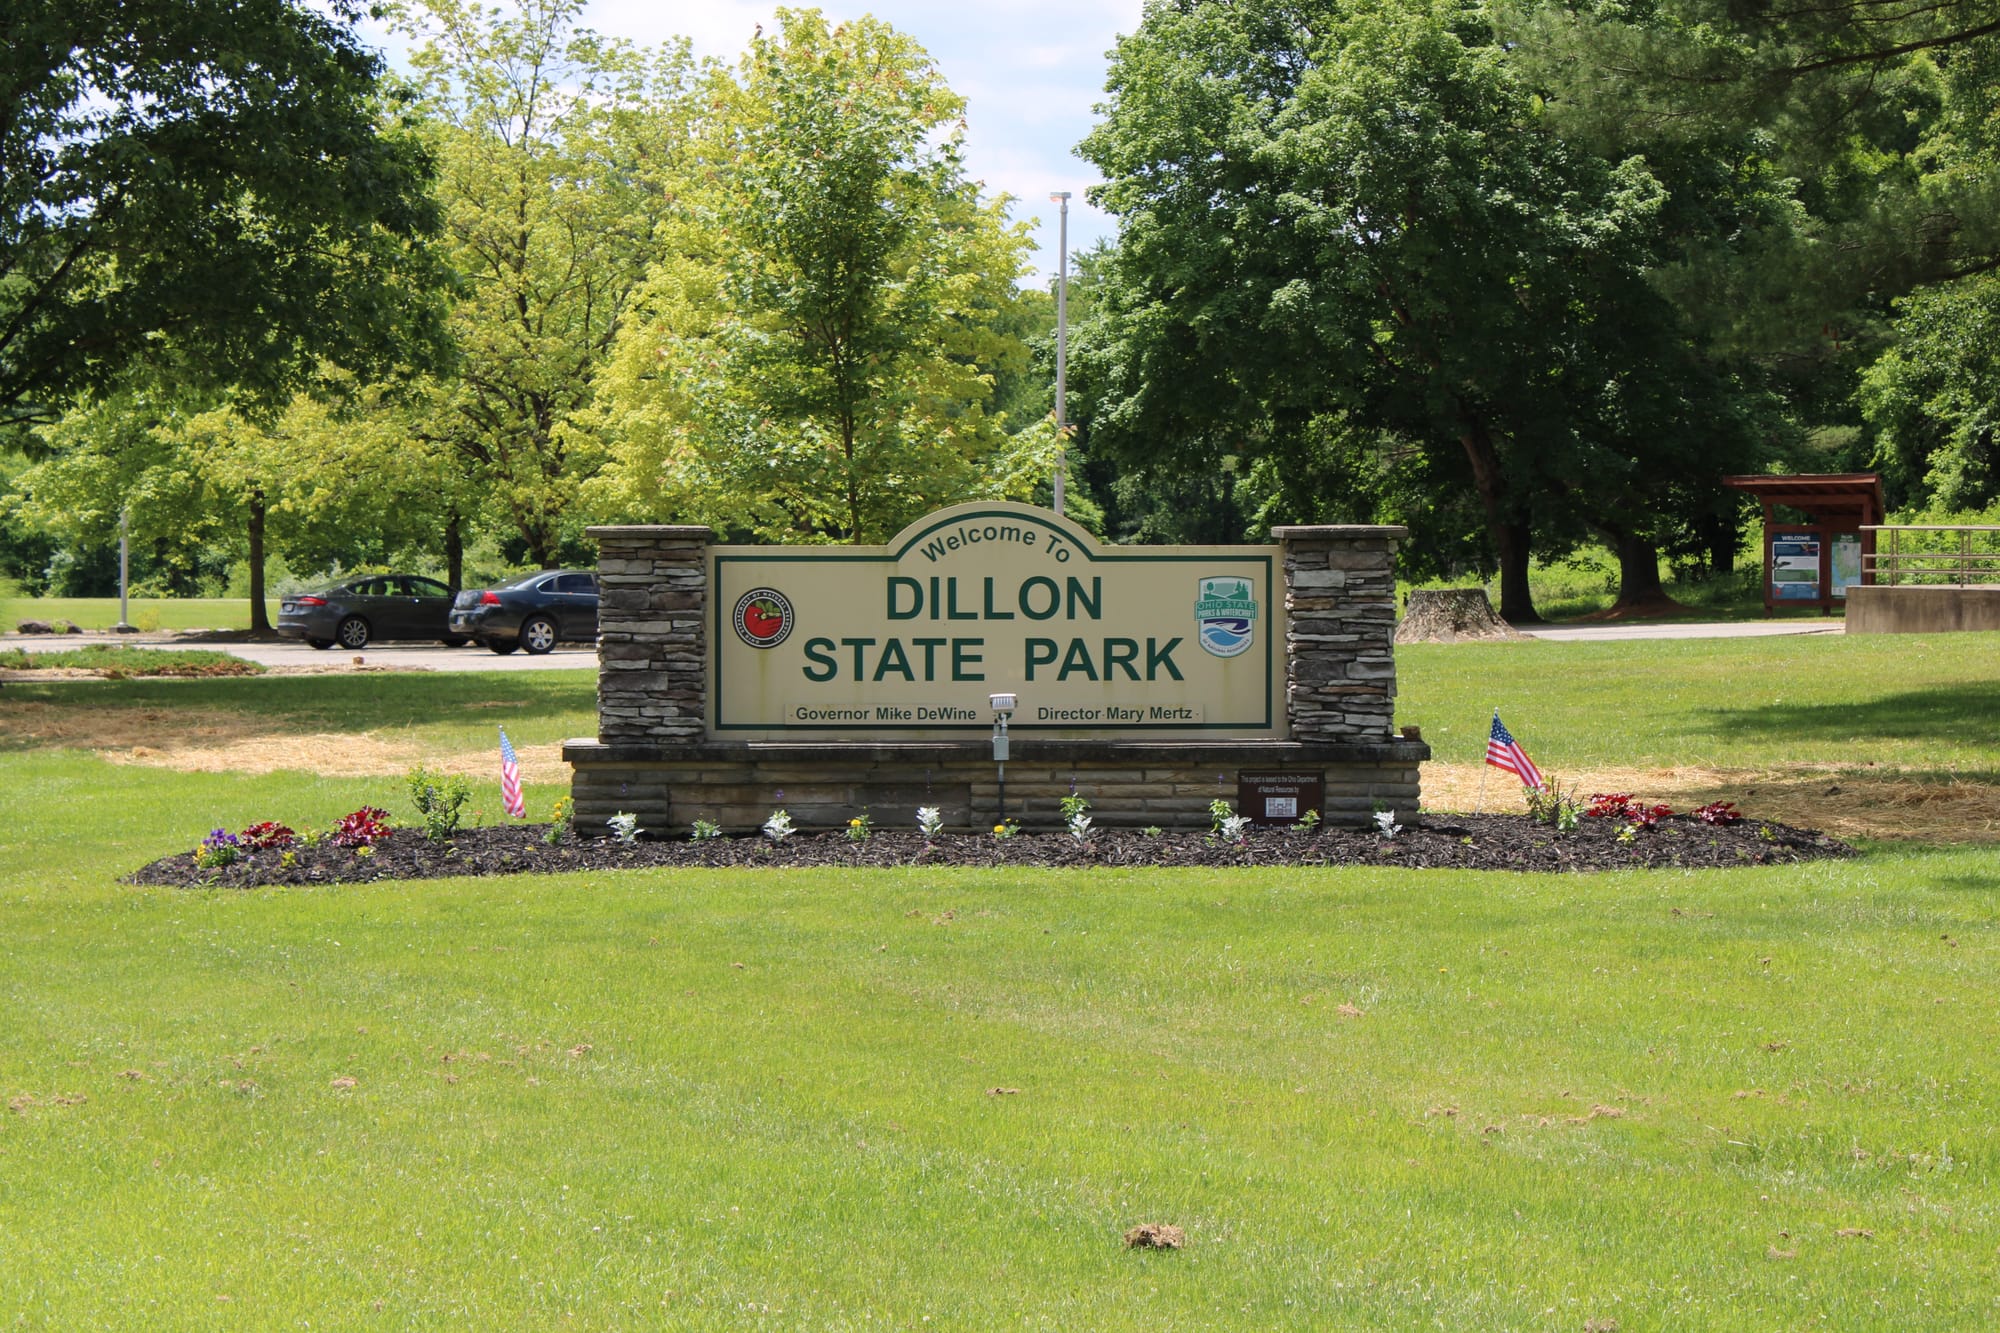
xmin=990 ymin=692 xmax=1017 ymax=818
xmin=1048 ymin=191 xmax=1070 ymax=516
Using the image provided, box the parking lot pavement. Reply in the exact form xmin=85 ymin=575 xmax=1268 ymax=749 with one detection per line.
xmin=0 ymin=634 xmax=597 ymax=672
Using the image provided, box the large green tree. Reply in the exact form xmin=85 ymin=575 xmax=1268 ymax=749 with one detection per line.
xmin=589 ymin=9 xmax=1046 ymax=543
xmin=0 ymin=0 xmax=448 ymax=434
xmin=1078 ymin=0 xmax=1763 ymax=620
xmin=394 ymin=0 xmax=699 ymax=566
xmin=1860 ymin=275 xmax=2000 ymax=513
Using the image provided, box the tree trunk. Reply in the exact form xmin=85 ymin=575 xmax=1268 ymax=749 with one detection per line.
xmin=246 ymin=485 xmax=273 ymax=637
xmin=1611 ymin=531 xmax=1666 ymax=608
xmin=1493 ymin=520 xmax=1539 ymax=624
xmin=1703 ymin=512 xmax=1736 ymax=577
xmin=1456 ymin=416 xmax=1542 ymax=624
xmin=445 ymin=512 xmax=464 ymax=592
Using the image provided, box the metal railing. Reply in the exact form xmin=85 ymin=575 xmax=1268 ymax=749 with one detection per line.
xmin=1863 ymin=525 xmax=2000 ymax=586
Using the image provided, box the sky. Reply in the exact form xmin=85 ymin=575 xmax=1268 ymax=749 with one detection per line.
xmin=370 ymin=1 xmax=1150 ymax=282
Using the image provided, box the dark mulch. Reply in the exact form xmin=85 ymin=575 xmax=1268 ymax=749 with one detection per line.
xmin=129 ymin=813 xmax=1853 ymax=888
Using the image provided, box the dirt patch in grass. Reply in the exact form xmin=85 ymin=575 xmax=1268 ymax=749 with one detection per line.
xmin=129 ymin=813 xmax=1851 ymax=888
xmin=0 ymin=699 xmax=568 ymax=782
xmin=1422 ymin=762 xmax=2000 ymax=843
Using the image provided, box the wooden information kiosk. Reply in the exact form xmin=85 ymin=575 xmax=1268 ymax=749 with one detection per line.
xmin=1722 ymin=473 xmax=1884 ymax=615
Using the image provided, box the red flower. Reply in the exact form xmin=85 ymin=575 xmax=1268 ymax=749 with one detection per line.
xmin=334 ymin=807 xmax=392 ymax=847
xmin=1585 ymin=793 xmax=1633 ymax=819
xmin=240 ymin=821 xmax=296 ymax=850
xmin=1694 ymin=801 xmax=1743 ymax=826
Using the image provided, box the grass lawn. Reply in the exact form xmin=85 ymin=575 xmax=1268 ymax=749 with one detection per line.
xmin=3 ymin=639 xmax=1998 ymax=1328
xmin=2 ymin=595 xmax=275 ymax=633
xmin=1400 ymin=632 xmax=2000 ymax=776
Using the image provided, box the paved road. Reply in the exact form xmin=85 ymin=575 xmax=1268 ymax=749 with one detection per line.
xmin=5 ymin=615 xmax=1845 ymax=670
xmin=1518 ymin=619 xmax=1843 ymax=642
xmin=0 ymin=633 xmax=596 ymax=672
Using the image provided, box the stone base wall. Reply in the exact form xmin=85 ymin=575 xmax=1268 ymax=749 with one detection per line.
xmin=565 ymin=739 xmax=1429 ymax=836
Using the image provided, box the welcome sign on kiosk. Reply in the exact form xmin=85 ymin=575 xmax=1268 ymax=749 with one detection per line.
xmin=710 ymin=502 xmax=1283 ymax=738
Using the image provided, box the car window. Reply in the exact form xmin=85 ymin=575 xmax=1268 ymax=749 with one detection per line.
xmin=534 ymin=577 xmax=561 ymax=594
xmin=353 ymin=578 xmax=386 ymax=597
xmin=556 ymin=573 xmax=595 ymax=594
xmin=407 ymin=576 xmax=450 ymax=598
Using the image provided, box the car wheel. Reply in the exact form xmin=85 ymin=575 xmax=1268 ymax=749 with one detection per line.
xmin=336 ymin=617 xmax=370 ymax=649
xmin=443 ymin=635 xmax=470 ymax=648
xmin=306 ymin=637 xmax=334 ymax=650
xmin=520 ymin=615 xmax=558 ymax=655
xmin=489 ymin=640 xmax=519 ymax=655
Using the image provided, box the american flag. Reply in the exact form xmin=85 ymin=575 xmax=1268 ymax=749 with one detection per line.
xmin=499 ymin=728 xmax=526 ymax=818
xmin=1485 ymin=711 xmax=1545 ymax=791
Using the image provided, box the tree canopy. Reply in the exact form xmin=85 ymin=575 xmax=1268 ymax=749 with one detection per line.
xmin=389 ymin=0 xmax=701 ymax=567
xmin=0 ymin=0 xmax=449 ymax=435
xmin=588 ymin=9 xmax=1046 ymax=543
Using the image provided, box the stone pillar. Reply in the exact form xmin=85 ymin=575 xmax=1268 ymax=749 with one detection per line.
xmin=587 ymin=525 xmax=712 ymax=742
xmin=1271 ymin=525 xmax=1405 ymax=742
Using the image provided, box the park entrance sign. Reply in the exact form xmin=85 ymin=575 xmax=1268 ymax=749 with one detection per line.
xmin=566 ymin=503 xmax=1428 ymax=831
xmin=710 ymin=503 xmax=1279 ymax=737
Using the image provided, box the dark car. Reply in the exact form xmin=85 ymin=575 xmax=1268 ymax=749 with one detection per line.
xmin=277 ymin=574 xmax=468 ymax=650
xmin=449 ymin=570 xmax=599 ymax=654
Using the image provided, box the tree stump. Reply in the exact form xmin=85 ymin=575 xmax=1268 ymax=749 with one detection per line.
xmin=1394 ymin=588 xmax=1526 ymax=643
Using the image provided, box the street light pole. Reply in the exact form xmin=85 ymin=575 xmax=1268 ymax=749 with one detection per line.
xmin=114 ymin=509 xmax=133 ymax=633
xmin=1049 ymin=191 xmax=1070 ymax=516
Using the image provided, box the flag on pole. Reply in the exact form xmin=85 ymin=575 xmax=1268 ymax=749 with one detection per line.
xmin=499 ymin=728 xmax=526 ymax=818
xmin=1484 ymin=711 xmax=1545 ymax=791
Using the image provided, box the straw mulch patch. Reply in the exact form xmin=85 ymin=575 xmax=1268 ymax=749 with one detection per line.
xmin=1421 ymin=763 xmax=2000 ymax=843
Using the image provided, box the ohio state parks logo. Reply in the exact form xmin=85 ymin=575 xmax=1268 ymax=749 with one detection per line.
xmin=1194 ymin=575 xmax=1258 ymax=658
xmin=733 ymin=588 xmax=794 ymax=648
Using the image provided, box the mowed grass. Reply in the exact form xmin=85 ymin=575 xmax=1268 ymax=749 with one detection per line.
xmin=3 ymin=637 xmax=1999 ymax=1327
xmin=1400 ymin=631 xmax=2000 ymax=777
xmin=2 ymin=595 xmax=273 ymax=632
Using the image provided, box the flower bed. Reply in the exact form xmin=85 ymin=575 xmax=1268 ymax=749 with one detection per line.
xmin=130 ymin=812 xmax=1853 ymax=888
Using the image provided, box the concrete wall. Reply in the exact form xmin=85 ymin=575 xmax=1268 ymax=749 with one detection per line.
xmin=568 ymin=521 xmax=1428 ymax=832
xmin=1846 ymin=585 xmax=2000 ymax=635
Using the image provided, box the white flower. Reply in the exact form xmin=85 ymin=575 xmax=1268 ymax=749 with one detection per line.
xmin=1373 ymin=810 xmax=1402 ymax=840
xmin=762 ymin=809 xmax=794 ymax=841
xmin=916 ymin=806 xmax=944 ymax=841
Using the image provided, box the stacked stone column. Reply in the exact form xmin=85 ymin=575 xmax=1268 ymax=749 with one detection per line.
xmin=1272 ymin=525 xmax=1405 ymax=742
xmin=587 ymin=525 xmax=711 ymax=742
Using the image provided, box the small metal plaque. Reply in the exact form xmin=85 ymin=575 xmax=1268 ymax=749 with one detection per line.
xmin=1238 ymin=771 xmax=1324 ymax=827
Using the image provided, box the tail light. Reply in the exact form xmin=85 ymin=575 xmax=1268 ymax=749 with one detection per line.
xmin=296 ymin=595 xmax=327 ymax=607
xmin=480 ymin=590 xmax=501 ymax=605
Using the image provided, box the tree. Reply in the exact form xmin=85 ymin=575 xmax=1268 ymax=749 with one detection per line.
xmin=1079 ymin=0 xmax=1739 ymax=620
xmin=0 ymin=0 xmax=448 ymax=435
xmin=395 ymin=0 xmax=700 ymax=566
xmin=588 ymin=9 xmax=1046 ymax=543
xmin=14 ymin=380 xmax=458 ymax=629
xmin=1860 ymin=275 xmax=2000 ymax=513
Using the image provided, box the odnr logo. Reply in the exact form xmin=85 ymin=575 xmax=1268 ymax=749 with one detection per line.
xmin=733 ymin=588 xmax=794 ymax=648
xmin=1193 ymin=575 xmax=1257 ymax=658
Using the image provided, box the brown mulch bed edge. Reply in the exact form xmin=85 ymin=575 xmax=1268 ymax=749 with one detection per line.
xmin=129 ymin=814 xmax=1854 ymax=888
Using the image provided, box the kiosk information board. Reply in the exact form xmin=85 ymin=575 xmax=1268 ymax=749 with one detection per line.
xmin=1772 ymin=535 xmax=1822 ymax=601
